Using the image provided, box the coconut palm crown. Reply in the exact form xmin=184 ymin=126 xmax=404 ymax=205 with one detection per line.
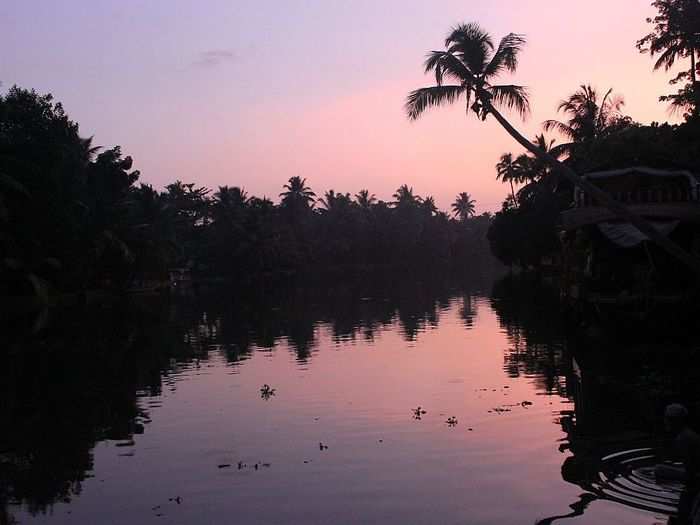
xmin=543 ymin=85 xmax=629 ymax=151
xmin=406 ymin=23 xmax=530 ymax=122
xmin=451 ymin=192 xmax=476 ymax=221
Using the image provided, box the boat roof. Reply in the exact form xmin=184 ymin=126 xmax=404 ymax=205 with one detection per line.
xmin=582 ymin=167 xmax=699 ymax=186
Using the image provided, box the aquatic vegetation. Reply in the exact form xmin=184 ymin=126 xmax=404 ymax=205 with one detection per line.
xmin=412 ymin=406 xmax=427 ymax=420
xmin=260 ymin=384 xmax=276 ymax=400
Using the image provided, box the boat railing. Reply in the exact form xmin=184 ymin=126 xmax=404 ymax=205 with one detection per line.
xmin=575 ymin=187 xmax=700 ymax=207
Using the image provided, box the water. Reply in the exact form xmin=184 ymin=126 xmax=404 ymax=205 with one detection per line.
xmin=2 ymin=275 xmax=694 ymax=524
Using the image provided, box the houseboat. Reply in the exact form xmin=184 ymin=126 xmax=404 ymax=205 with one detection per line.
xmin=559 ymin=167 xmax=700 ymax=320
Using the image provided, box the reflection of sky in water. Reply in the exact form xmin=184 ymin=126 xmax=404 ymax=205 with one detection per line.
xmin=11 ymin=296 xmax=662 ymax=525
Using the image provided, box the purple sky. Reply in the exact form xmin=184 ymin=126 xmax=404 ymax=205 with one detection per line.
xmin=2 ymin=0 xmax=682 ymax=211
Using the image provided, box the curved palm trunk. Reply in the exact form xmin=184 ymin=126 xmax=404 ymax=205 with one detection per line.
xmin=509 ymin=180 xmax=516 ymax=204
xmin=482 ymin=95 xmax=700 ymax=276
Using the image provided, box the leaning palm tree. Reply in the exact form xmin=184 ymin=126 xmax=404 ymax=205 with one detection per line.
xmin=543 ymin=85 xmax=628 ymax=153
xmin=451 ymin=192 xmax=476 ymax=221
xmin=406 ymin=22 xmax=700 ymax=274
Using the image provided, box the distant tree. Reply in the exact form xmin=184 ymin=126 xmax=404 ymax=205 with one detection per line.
xmin=392 ymin=184 xmax=420 ymax=208
xmin=355 ymin=189 xmax=377 ymax=209
xmin=318 ymin=189 xmax=351 ymax=212
xmin=451 ymin=192 xmax=476 ymax=221
xmin=421 ymin=196 xmax=438 ymax=216
xmin=214 ymin=186 xmax=248 ymax=210
xmin=280 ymin=176 xmax=315 ymax=208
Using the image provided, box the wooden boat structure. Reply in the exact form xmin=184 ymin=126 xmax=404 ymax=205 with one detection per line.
xmin=559 ymin=167 xmax=700 ymax=322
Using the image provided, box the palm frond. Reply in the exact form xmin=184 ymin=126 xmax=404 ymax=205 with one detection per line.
xmin=445 ymin=22 xmax=493 ymax=75
xmin=405 ymin=85 xmax=466 ymax=120
xmin=654 ymin=44 xmax=683 ymax=71
xmin=424 ymin=51 xmax=471 ymax=85
xmin=484 ymin=33 xmax=526 ymax=76
xmin=487 ymin=84 xmax=530 ymax=119
xmin=445 ymin=23 xmax=494 ymax=51
xmin=542 ymin=119 xmax=576 ymax=140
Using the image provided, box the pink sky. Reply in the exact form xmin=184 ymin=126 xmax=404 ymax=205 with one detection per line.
xmin=2 ymin=0 xmax=683 ymax=212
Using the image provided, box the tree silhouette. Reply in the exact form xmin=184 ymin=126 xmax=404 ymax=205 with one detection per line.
xmin=543 ymin=85 xmax=630 ymax=153
xmin=355 ymin=189 xmax=377 ymax=210
xmin=637 ymin=0 xmax=700 ymax=115
xmin=280 ymin=176 xmax=315 ymax=208
xmin=406 ymin=23 xmax=700 ymax=274
xmin=451 ymin=192 xmax=476 ymax=221
xmin=392 ymin=184 xmax=420 ymax=208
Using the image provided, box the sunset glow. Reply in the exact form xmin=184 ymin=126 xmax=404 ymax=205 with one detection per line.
xmin=2 ymin=0 xmax=683 ymax=211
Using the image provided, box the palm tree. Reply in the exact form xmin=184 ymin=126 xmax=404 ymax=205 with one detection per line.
xmin=495 ymin=153 xmax=523 ymax=203
xmin=212 ymin=186 xmax=248 ymax=225
xmin=406 ymin=22 xmax=700 ymax=274
xmin=543 ymin=85 xmax=629 ymax=153
xmin=451 ymin=192 xmax=476 ymax=221
xmin=355 ymin=189 xmax=377 ymax=209
xmin=279 ymin=176 xmax=316 ymax=208
xmin=516 ymin=134 xmax=566 ymax=186
xmin=637 ymin=0 xmax=700 ymax=112
xmin=318 ymin=189 xmax=351 ymax=211
xmin=214 ymin=186 xmax=248 ymax=208
xmin=421 ymin=195 xmax=438 ymax=216
xmin=392 ymin=184 xmax=420 ymax=208
xmin=406 ymin=23 xmax=530 ymax=121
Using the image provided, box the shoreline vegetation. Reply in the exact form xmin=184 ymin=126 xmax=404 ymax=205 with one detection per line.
xmin=405 ymin=9 xmax=700 ymax=277
xmin=3 ymin=1 xmax=700 ymax=313
xmin=0 ymin=85 xmax=498 ymax=308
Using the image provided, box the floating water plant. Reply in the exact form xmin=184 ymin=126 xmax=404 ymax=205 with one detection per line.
xmin=260 ymin=384 xmax=276 ymax=400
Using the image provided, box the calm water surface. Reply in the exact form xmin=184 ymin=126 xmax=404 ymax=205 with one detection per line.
xmin=3 ymin=276 xmax=688 ymax=524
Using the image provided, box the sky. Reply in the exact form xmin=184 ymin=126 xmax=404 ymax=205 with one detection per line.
xmin=1 ymin=0 xmax=684 ymax=212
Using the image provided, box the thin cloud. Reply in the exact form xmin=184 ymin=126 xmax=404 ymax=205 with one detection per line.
xmin=192 ymin=50 xmax=237 ymax=68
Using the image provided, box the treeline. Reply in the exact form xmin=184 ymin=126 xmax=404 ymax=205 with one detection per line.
xmin=487 ymin=0 xmax=700 ymax=268
xmin=0 ymin=86 xmax=494 ymax=299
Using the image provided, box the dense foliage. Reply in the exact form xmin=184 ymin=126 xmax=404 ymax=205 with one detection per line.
xmin=487 ymin=0 xmax=700 ymax=269
xmin=0 ymin=87 xmax=495 ymax=298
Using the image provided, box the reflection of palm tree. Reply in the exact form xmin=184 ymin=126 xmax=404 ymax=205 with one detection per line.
xmin=459 ymin=294 xmax=477 ymax=328
xmin=406 ymin=22 xmax=700 ymax=274
xmin=451 ymin=192 xmax=476 ymax=221
xmin=534 ymin=493 xmax=598 ymax=524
